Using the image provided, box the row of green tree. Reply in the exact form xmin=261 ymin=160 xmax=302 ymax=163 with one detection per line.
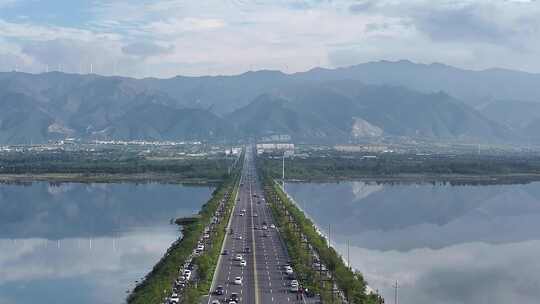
xmin=262 ymin=174 xmax=383 ymax=304
xmin=0 ymin=151 xmax=233 ymax=180
xmin=261 ymin=153 xmax=540 ymax=179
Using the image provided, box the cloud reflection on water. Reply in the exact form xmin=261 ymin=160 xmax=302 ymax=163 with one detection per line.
xmin=0 ymin=182 xmax=214 ymax=304
xmin=287 ymin=181 xmax=540 ymax=304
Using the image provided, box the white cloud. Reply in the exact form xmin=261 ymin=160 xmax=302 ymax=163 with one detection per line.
xmin=1 ymin=0 xmax=540 ymax=77
xmin=142 ymin=17 xmax=226 ymax=36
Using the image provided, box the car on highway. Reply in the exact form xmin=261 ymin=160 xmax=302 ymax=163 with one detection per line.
xmin=270 ymin=224 xmax=276 ymax=229
xmin=287 ymin=272 xmax=297 ymax=280
xmin=253 ymin=213 xmax=258 ymax=217
xmin=222 ymin=249 xmax=229 ymax=255
xmin=262 ymin=225 xmax=268 ymax=230
xmin=313 ymin=262 xmax=327 ymax=271
xmin=290 ymin=282 xmax=299 ymax=292
xmin=244 ymin=247 xmax=250 ymax=253
xmin=284 ymin=265 xmax=294 ymax=275
xmin=169 ymin=293 xmax=180 ymax=303
xmin=233 ymin=276 xmax=243 ymax=285
xmin=236 ymin=235 xmax=243 ymax=240
xmin=229 ymin=293 xmax=239 ymax=303
xmin=215 ymin=285 xmax=225 ymax=295
xmin=183 ymin=270 xmax=192 ymax=280
xmin=211 ymin=300 xmax=220 ymax=304
xmin=197 ymin=244 xmax=204 ymax=251
xmin=234 ymin=254 xmax=243 ymax=261
xmin=240 ymin=260 xmax=247 ymax=267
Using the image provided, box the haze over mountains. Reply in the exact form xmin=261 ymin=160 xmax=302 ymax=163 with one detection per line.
xmin=0 ymin=60 xmax=539 ymax=145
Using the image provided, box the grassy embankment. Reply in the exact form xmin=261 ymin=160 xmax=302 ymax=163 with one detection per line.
xmin=127 ymin=157 xmax=242 ymax=304
xmin=0 ymin=156 xmax=233 ymax=183
xmin=261 ymin=174 xmax=383 ymax=304
xmin=260 ymin=154 xmax=540 ymax=183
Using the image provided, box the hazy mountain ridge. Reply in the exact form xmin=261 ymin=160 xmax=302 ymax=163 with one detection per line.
xmin=294 ymin=60 xmax=540 ymax=106
xmin=0 ymin=60 xmax=538 ymax=144
xmin=227 ymin=82 xmax=512 ymax=142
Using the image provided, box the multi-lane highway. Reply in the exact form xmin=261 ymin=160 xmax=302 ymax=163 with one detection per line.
xmin=208 ymin=147 xmax=305 ymax=304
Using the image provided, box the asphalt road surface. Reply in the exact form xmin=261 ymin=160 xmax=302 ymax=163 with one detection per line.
xmin=207 ymin=147 xmax=307 ymax=304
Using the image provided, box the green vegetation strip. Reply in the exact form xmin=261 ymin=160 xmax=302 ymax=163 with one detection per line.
xmin=127 ymin=160 xmax=241 ymax=304
xmin=0 ymin=151 xmax=232 ymax=180
xmin=261 ymin=174 xmax=383 ymax=304
xmin=260 ymin=154 xmax=540 ymax=181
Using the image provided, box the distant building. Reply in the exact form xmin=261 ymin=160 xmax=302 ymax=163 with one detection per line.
xmin=225 ymin=147 xmax=242 ymax=156
xmin=334 ymin=144 xmax=390 ymax=153
xmin=256 ymin=143 xmax=294 ymax=155
xmin=260 ymin=134 xmax=291 ymax=142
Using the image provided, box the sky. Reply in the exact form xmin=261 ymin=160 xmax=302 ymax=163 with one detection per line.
xmin=0 ymin=0 xmax=539 ymax=78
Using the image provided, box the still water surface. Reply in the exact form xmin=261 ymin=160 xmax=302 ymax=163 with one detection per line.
xmin=286 ymin=181 xmax=540 ymax=304
xmin=0 ymin=182 xmax=214 ymax=304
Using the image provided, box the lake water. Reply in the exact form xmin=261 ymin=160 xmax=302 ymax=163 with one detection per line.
xmin=285 ymin=181 xmax=540 ymax=304
xmin=0 ymin=182 xmax=214 ymax=304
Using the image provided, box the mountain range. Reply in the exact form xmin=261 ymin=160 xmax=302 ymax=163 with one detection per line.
xmin=0 ymin=60 xmax=539 ymax=145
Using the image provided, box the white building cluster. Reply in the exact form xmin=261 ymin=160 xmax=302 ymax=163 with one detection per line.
xmin=256 ymin=143 xmax=294 ymax=156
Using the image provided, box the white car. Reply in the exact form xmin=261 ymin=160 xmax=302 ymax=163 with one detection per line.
xmin=237 ymin=235 xmax=243 ymax=240
xmin=240 ymin=260 xmax=247 ymax=267
xmin=262 ymin=225 xmax=268 ymax=230
xmin=234 ymin=254 xmax=243 ymax=261
xmin=290 ymin=280 xmax=298 ymax=287
xmin=197 ymin=244 xmax=204 ymax=251
xmin=170 ymin=293 xmax=180 ymax=303
xmin=234 ymin=276 xmax=243 ymax=285
xmin=183 ymin=270 xmax=192 ymax=280
xmin=290 ymin=284 xmax=299 ymax=292
xmin=284 ymin=265 xmax=294 ymax=275
xmin=270 ymin=224 xmax=276 ymax=229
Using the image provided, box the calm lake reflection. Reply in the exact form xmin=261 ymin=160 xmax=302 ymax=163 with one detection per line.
xmin=286 ymin=181 xmax=540 ymax=304
xmin=0 ymin=182 xmax=214 ymax=304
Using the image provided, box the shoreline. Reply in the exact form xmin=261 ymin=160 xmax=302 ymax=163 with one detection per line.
xmin=280 ymin=173 xmax=540 ymax=185
xmin=0 ymin=173 xmax=222 ymax=185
